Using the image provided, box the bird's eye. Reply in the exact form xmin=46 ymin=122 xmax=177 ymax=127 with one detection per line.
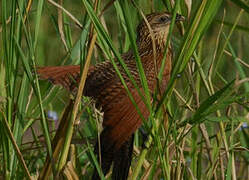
xmin=159 ymin=16 xmax=168 ymax=23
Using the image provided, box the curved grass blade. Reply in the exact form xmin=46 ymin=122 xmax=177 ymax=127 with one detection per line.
xmin=230 ymin=0 xmax=249 ymax=14
xmin=155 ymin=0 xmax=223 ymax=114
xmin=82 ymin=0 xmax=148 ymax=123
xmin=181 ymin=80 xmax=235 ymax=126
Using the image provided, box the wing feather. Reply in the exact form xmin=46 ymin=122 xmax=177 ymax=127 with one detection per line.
xmin=102 ymin=87 xmax=149 ymax=150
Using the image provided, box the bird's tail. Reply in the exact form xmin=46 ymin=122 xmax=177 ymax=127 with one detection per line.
xmin=92 ymin=128 xmax=134 ymax=180
xmin=37 ymin=65 xmax=81 ymax=91
xmin=112 ymin=134 xmax=134 ymax=180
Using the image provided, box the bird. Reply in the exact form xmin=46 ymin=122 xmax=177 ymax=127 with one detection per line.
xmin=38 ymin=12 xmax=184 ymax=180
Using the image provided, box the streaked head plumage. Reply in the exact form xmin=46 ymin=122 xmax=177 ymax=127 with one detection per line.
xmin=136 ymin=12 xmax=184 ymax=50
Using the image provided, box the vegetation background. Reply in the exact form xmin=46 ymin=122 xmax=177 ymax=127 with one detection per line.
xmin=0 ymin=0 xmax=248 ymax=179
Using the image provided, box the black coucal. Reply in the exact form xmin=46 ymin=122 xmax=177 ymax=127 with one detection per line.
xmin=38 ymin=12 xmax=184 ymax=180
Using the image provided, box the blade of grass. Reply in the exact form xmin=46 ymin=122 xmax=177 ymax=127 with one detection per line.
xmin=82 ymin=0 xmax=147 ymax=125
xmin=119 ymin=1 xmax=151 ymax=111
xmin=0 ymin=111 xmax=32 ymax=180
xmin=214 ymin=9 xmax=243 ymax=79
xmin=179 ymin=80 xmax=235 ymax=126
xmin=215 ymin=20 xmax=249 ymax=33
xmin=39 ymin=100 xmax=74 ymax=179
xmin=230 ymin=0 xmax=249 ymax=14
xmin=1 ymin=0 xmax=26 ymax=177
xmin=224 ymin=33 xmax=249 ymax=91
xmin=87 ymin=141 xmax=105 ymax=180
xmin=15 ymin=36 xmax=55 ymax=176
xmin=155 ymin=0 xmax=223 ymax=114
xmin=57 ymin=32 xmax=97 ymax=171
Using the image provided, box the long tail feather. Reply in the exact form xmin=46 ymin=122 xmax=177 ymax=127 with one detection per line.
xmin=37 ymin=65 xmax=81 ymax=91
xmin=112 ymin=134 xmax=134 ymax=180
xmin=92 ymin=128 xmax=134 ymax=180
xmin=92 ymin=128 xmax=115 ymax=180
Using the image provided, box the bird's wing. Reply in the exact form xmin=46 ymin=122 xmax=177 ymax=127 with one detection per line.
xmin=37 ymin=60 xmax=149 ymax=149
xmin=83 ymin=61 xmax=118 ymax=98
xmin=92 ymin=86 xmax=149 ymax=178
xmin=100 ymin=85 xmax=150 ymax=151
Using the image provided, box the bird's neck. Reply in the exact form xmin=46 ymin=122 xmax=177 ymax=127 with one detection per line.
xmin=137 ymin=35 xmax=170 ymax=57
xmin=135 ymin=36 xmax=172 ymax=84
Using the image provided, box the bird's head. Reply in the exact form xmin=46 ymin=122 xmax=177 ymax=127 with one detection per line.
xmin=136 ymin=12 xmax=184 ymax=51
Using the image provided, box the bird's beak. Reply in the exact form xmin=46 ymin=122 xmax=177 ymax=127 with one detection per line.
xmin=175 ymin=13 xmax=185 ymax=22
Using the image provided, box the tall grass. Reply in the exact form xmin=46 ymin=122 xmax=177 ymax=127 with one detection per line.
xmin=0 ymin=0 xmax=248 ymax=179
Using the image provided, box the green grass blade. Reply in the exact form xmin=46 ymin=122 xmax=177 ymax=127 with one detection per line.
xmin=82 ymin=0 xmax=147 ymax=123
xmin=230 ymin=0 xmax=249 ymax=14
xmin=119 ymin=1 xmax=151 ymax=110
xmin=156 ymin=0 xmax=223 ymax=114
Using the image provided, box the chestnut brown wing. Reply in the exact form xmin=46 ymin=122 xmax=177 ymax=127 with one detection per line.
xmin=100 ymin=85 xmax=149 ymax=151
xmin=37 ymin=60 xmax=149 ymax=149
